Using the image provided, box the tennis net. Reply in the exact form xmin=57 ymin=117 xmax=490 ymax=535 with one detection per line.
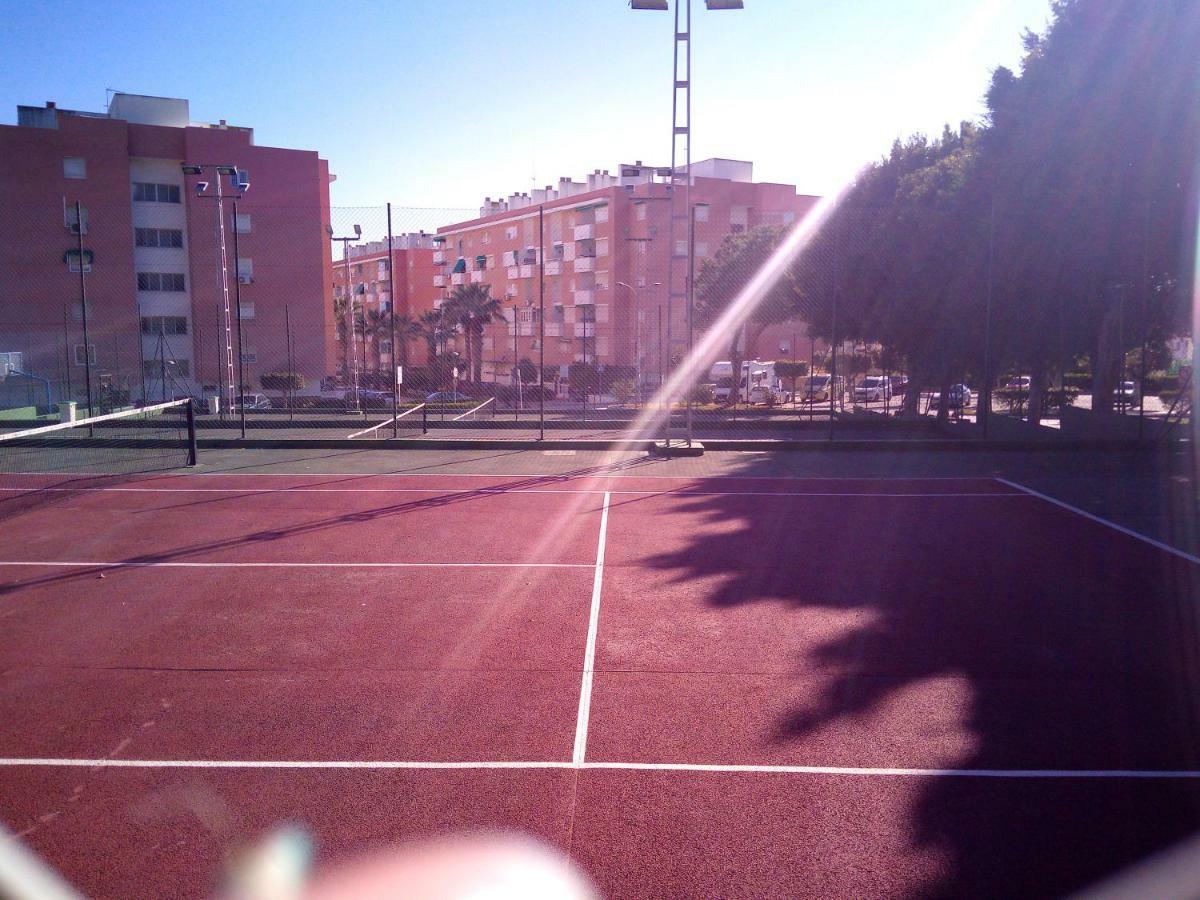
xmin=0 ymin=399 xmax=197 ymax=477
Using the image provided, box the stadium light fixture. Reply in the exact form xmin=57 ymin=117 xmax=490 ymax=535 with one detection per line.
xmin=629 ymin=0 xmax=669 ymax=8
xmin=705 ymin=0 xmax=744 ymax=8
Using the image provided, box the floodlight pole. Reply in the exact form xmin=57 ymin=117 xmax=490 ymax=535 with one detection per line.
xmin=387 ymin=204 xmax=399 ymax=438
xmin=184 ymin=164 xmax=245 ymax=416
xmin=73 ymin=201 xmax=95 ymax=421
xmin=330 ymin=228 xmax=363 ymax=413
xmin=632 ymin=0 xmax=742 ymax=447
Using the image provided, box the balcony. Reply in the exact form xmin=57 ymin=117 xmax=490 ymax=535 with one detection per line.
xmin=574 ymin=223 xmax=595 ymax=241
xmin=573 ymin=256 xmax=596 ymax=273
xmin=574 ymin=289 xmax=595 ymax=305
xmin=544 ymin=323 xmax=564 ymax=337
xmin=544 ymin=260 xmax=562 ymax=276
xmin=575 ymin=322 xmax=597 ymax=338
xmin=507 ymin=266 xmax=520 ymax=279
xmin=519 ymin=264 xmax=534 ymax=279
xmin=432 ymin=250 xmax=446 ymax=264
xmin=451 ymin=272 xmax=465 ymax=285
xmin=470 ymin=270 xmax=486 ymax=283
xmin=433 ymin=274 xmax=446 ymax=288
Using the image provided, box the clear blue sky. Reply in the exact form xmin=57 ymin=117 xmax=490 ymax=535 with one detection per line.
xmin=1 ymin=0 xmax=1051 ymax=211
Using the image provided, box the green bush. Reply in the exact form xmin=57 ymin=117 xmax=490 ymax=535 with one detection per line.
xmin=611 ymin=379 xmax=637 ymax=404
xmin=687 ymin=383 xmax=715 ymax=405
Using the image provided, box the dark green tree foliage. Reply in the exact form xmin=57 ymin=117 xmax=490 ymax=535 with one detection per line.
xmin=695 ymin=225 xmax=796 ymax=405
xmin=790 ymin=0 xmax=1198 ymax=420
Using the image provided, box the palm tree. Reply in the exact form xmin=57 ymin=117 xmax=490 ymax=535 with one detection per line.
xmin=391 ymin=312 xmax=422 ymax=373
xmin=443 ymin=283 xmax=502 ymax=383
xmin=418 ymin=309 xmax=449 ymax=366
xmin=365 ymin=309 xmax=390 ymax=374
xmin=333 ymin=296 xmax=350 ymax=380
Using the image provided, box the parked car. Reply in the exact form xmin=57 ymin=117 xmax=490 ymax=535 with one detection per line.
xmin=1114 ymin=380 xmax=1139 ymax=404
xmin=854 ymin=376 xmax=891 ymax=403
xmin=748 ymin=383 xmax=790 ymax=405
xmin=352 ymin=388 xmax=395 ymax=408
xmin=1001 ymin=375 xmax=1031 ymax=391
xmin=800 ymin=374 xmax=846 ymax=404
xmin=233 ymin=393 xmax=271 ymax=411
xmin=889 ymin=375 xmax=909 ymax=395
xmin=932 ymin=384 xmax=973 ymax=408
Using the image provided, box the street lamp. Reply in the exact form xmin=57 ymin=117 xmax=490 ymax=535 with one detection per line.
xmin=617 ymin=281 xmax=662 ymax=404
xmin=631 ymin=0 xmax=743 ymax=446
xmin=182 ymin=163 xmax=248 ymax=421
xmin=327 ymin=224 xmax=363 ymax=413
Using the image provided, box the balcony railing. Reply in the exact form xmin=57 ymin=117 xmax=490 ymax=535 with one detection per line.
xmin=451 ymin=273 xmax=465 ymax=285
xmin=433 ymin=274 xmax=446 ymax=287
xmin=574 ymin=223 xmax=595 ymax=241
xmin=507 ymin=266 xmax=521 ymax=279
xmin=432 ymin=250 xmax=446 ymax=264
xmin=573 ymin=256 xmax=596 ymax=273
xmin=576 ymin=322 xmax=597 ymax=337
xmin=519 ymin=265 xmax=534 ymax=279
xmin=544 ymin=323 xmax=564 ymax=337
xmin=470 ymin=270 xmax=486 ymax=283
xmin=544 ymin=260 xmax=562 ymax=276
xmin=574 ymin=289 xmax=595 ymax=305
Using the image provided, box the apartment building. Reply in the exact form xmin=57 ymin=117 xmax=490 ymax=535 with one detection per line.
xmin=329 ymin=235 xmax=441 ymax=377
xmin=0 ymin=92 xmax=334 ymax=407
xmin=433 ymin=159 xmax=819 ymax=387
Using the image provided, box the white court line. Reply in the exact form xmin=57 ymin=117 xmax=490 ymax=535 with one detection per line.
xmin=994 ymin=477 xmax=1200 ymax=566
xmin=2 ymin=757 xmax=1199 ymax=778
xmin=346 ymin=403 xmax=424 ymax=440
xmin=0 ymin=485 xmax=1022 ymax=499
xmin=1 ymin=471 xmax=999 ymax=481
xmin=0 ymin=560 xmax=590 ymax=570
xmin=573 ymin=490 xmax=611 ymax=765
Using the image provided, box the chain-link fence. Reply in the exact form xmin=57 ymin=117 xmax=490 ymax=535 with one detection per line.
xmin=2 ymin=195 xmax=1192 ymax=446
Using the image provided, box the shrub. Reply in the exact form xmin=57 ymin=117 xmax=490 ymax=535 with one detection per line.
xmin=260 ymin=371 xmax=305 ymax=392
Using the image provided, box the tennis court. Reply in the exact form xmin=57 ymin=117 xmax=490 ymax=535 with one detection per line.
xmin=2 ymin=439 xmax=1200 ymax=897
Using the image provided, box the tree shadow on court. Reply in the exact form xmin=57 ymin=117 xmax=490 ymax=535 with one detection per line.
xmin=634 ymin=453 xmax=1200 ymax=898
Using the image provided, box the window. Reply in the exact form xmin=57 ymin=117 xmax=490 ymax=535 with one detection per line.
xmin=64 ymin=204 xmax=88 ymax=234
xmin=142 ymin=358 xmax=191 ymax=377
xmin=73 ymin=344 xmax=96 ymax=366
xmin=674 ymin=239 xmax=688 ymax=257
xmin=379 ymin=340 xmax=392 ymax=355
xmin=235 ymin=214 xmax=252 ymax=234
xmin=636 ymin=203 xmax=647 ymax=221
xmin=137 ymin=272 xmax=186 ymax=291
xmin=596 ymin=205 xmax=609 ymax=223
xmin=695 ymin=242 xmax=708 ymax=258
xmin=135 ymin=227 xmax=184 ymax=248
xmin=237 ymin=258 xmax=254 ymax=282
xmin=240 ymin=347 xmax=257 ymax=364
xmin=63 ymin=157 xmax=86 ymax=179
xmin=505 ymin=225 xmax=518 ymax=240
xmin=596 ymin=238 xmax=609 ymax=257
xmin=694 ymin=205 xmax=709 ymax=222
xmin=238 ymin=302 xmax=255 ymax=319
xmin=730 ymin=223 xmax=745 ymax=234
xmin=132 ymin=182 xmax=181 ymax=203
xmin=65 ymin=250 xmax=92 ymax=273
xmin=380 ymin=300 xmax=392 ymax=314
xmin=140 ymin=316 xmax=189 ymax=335
xmin=377 ymin=261 xmax=388 ymax=279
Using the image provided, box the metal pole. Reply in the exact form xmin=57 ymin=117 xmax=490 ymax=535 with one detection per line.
xmin=512 ymin=303 xmax=519 ymax=421
xmin=214 ymin=172 xmax=237 ymax=413
xmin=231 ymin=199 xmax=247 ymax=439
xmin=62 ymin=305 xmax=73 ymax=404
xmin=1138 ymin=201 xmax=1151 ymax=438
xmin=75 ymin=202 xmax=95 ymax=422
xmin=658 ymin=305 xmax=664 ymax=400
xmin=186 ymin=398 xmax=198 ymax=466
xmin=387 ymin=204 xmax=399 ymax=438
xmin=981 ymin=195 xmax=995 ymax=438
xmin=159 ymin=328 xmax=167 ymax=402
xmin=344 ymin=240 xmax=361 ymax=413
xmin=285 ymin=303 xmax=295 ymax=422
xmin=686 ymin=204 xmax=695 ymax=445
xmin=539 ymin=204 xmax=546 ymax=441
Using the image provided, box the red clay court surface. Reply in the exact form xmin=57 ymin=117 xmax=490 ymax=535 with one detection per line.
xmin=2 ymin=468 xmax=1200 ymax=898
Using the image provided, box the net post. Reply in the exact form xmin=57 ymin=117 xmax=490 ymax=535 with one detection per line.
xmin=185 ymin=399 xmax=198 ymax=466
xmin=422 ymin=402 xmax=428 ymax=434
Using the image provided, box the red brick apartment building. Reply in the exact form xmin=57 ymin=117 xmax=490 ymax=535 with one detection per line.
xmin=0 ymin=92 xmax=334 ymax=407
xmin=434 ymin=158 xmax=820 ymax=388
xmin=329 ymin=235 xmax=441 ymax=379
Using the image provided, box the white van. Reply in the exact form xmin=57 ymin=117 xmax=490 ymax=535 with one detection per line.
xmin=711 ymin=360 xmax=790 ymax=404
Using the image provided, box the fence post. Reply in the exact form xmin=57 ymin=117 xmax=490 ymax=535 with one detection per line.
xmin=185 ymin=399 xmax=198 ymax=466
